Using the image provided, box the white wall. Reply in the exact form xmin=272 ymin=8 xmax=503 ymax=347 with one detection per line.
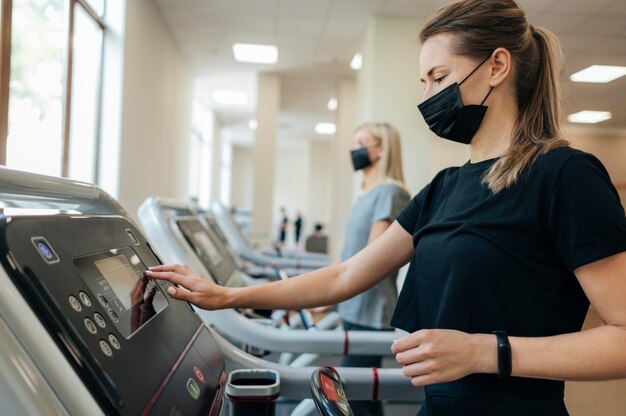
xmin=272 ymin=139 xmax=311 ymax=245
xmin=230 ymin=144 xmax=254 ymax=211
xmin=329 ymin=79 xmax=358 ymax=257
xmin=229 ymin=138 xmax=316 ymax=246
xmin=308 ymin=140 xmax=333 ymax=232
xmin=117 ymin=0 xmax=192 ymax=219
xmin=357 ymin=16 xmax=430 ymax=196
xmin=251 ymin=74 xmax=280 ymax=235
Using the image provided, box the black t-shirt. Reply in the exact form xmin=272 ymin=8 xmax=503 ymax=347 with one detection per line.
xmin=393 ymin=147 xmax=626 ymax=414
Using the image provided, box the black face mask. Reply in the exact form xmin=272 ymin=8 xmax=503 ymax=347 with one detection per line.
xmin=417 ymin=54 xmax=494 ymax=144
xmin=350 ymin=147 xmax=372 ymax=171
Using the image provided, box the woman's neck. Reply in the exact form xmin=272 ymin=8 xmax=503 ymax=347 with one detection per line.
xmin=469 ymin=96 xmax=517 ymax=163
xmin=361 ymin=166 xmax=381 ymax=191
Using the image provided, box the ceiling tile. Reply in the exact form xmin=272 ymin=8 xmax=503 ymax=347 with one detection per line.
xmin=276 ymin=34 xmax=319 ymax=50
xmin=278 ymin=17 xmax=326 ymax=36
xmin=381 ymin=1 xmax=437 ymax=20
xmin=224 ymin=0 xmax=278 ymax=15
xmin=325 ymin=17 xmax=368 ymax=37
xmin=278 ymin=0 xmax=331 ymax=18
xmin=517 ymin=0 xmax=562 ymax=13
xmin=228 ymin=31 xmax=277 ymax=45
xmin=570 ymin=16 xmax=626 ymax=37
xmin=330 ymin=0 xmax=386 ymax=17
xmin=600 ymin=0 xmax=626 ymax=17
xmin=558 ymin=34 xmax=598 ymax=55
xmin=531 ymin=13 xmax=587 ymax=35
xmin=227 ymin=15 xmax=275 ymax=33
xmin=548 ymin=0 xmax=616 ymax=15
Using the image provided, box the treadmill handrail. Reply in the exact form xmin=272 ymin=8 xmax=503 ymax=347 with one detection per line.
xmin=207 ymin=324 xmax=423 ymax=401
xmin=204 ymin=309 xmax=406 ymax=356
xmin=0 ymin=167 xmax=127 ymax=217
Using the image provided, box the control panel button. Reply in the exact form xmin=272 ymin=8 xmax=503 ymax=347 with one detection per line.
xmin=107 ymin=309 xmax=119 ymax=323
xmin=78 ymin=291 xmax=92 ymax=307
xmin=84 ymin=318 xmax=97 ymax=335
xmin=108 ymin=334 xmax=121 ymax=350
xmin=68 ymin=295 xmax=82 ymax=312
xmin=193 ymin=366 xmax=205 ymax=383
xmin=99 ymin=340 xmax=113 ymax=357
xmin=186 ymin=378 xmax=200 ymax=400
xmin=93 ymin=312 xmax=106 ymax=329
xmin=97 ymin=294 xmax=109 ymax=308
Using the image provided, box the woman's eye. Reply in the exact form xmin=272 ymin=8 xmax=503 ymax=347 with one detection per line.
xmin=434 ymin=76 xmax=446 ymax=84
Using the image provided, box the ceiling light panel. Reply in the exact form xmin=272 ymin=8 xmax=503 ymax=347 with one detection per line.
xmin=350 ymin=53 xmax=363 ymax=70
xmin=567 ymin=110 xmax=612 ymax=124
xmin=315 ymin=122 xmax=337 ymax=135
xmin=232 ymin=43 xmax=278 ymax=64
xmin=570 ymin=65 xmax=626 ymax=83
xmin=327 ymin=97 xmax=338 ymax=111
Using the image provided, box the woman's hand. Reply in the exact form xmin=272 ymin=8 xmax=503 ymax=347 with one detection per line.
xmin=145 ymin=264 xmax=231 ymax=310
xmin=391 ymin=329 xmax=497 ymax=386
xmin=309 ymin=304 xmax=335 ymax=314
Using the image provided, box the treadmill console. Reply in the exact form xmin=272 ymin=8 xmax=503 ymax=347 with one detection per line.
xmin=0 ymin=215 xmax=226 ymax=415
xmin=176 ymin=218 xmax=242 ymax=287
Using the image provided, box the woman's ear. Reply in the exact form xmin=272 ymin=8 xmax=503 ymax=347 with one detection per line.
xmin=489 ymin=47 xmax=512 ymax=88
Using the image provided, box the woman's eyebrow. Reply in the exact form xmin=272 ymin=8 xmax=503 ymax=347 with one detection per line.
xmin=420 ymin=65 xmax=446 ymax=83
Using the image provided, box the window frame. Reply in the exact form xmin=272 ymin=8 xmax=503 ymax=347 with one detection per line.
xmin=0 ymin=0 xmax=107 ymax=179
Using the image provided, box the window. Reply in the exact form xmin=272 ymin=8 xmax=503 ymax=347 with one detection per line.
xmin=67 ymin=3 xmax=104 ymax=182
xmin=7 ymin=0 xmax=65 ymax=176
xmin=0 ymin=0 xmax=106 ymax=182
xmin=188 ymin=100 xmax=213 ymax=208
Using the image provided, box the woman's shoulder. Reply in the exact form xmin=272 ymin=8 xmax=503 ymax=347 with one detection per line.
xmin=534 ymin=146 xmax=604 ymax=175
xmin=373 ymin=181 xmax=410 ymax=197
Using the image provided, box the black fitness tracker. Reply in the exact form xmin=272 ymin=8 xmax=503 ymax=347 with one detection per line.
xmin=493 ymin=331 xmax=512 ymax=378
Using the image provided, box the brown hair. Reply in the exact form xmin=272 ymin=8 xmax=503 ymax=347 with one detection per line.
xmin=355 ymin=122 xmax=407 ymax=191
xmin=421 ymin=0 xmax=569 ymax=193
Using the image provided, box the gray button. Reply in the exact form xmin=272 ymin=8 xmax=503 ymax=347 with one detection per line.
xmin=68 ymin=296 xmax=82 ymax=312
xmin=107 ymin=309 xmax=119 ymax=323
xmin=108 ymin=334 xmax=121 ymax=350
xmin=78 ymin=291 xmax=92 ymax=307
xmin=93 ymin=312 xmax=106 ymax=329
xmin=84 ymin=318 xmax=97 ymax=335
xmin=97 ymin=294 xmax=109 ymax=307
xmin=99 ymin=340 xmax=112 ymax=357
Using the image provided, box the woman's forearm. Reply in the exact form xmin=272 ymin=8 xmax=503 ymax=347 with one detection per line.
xmin=224 ymin=262 xmax=351 ymax=310
xmin=507 ymin=325 xmax=626 ymax=381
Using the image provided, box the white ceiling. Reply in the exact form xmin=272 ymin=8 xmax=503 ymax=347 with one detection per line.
xmin=153 ymin=0 xmax=626 ymax=143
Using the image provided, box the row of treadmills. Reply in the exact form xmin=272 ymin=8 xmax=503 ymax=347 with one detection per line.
xmin=0 ymin=167 xmax=423 ymax=416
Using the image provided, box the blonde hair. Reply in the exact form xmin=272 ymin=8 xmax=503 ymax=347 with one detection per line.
xmin=421 ymin=0 xmax=569 ymax=193
xmin=356 ymin=122 xmax=407 ymax=190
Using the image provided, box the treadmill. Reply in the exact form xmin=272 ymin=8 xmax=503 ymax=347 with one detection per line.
xmin=139 ymin=197 xmax=300 ymax=279
xmin=209 ymin=200 xmax=332 ymax=271
xmin=138 ymin=197 xmax=407 ymax=357
xmin=0 ymin=168 xmax=422 ymax=415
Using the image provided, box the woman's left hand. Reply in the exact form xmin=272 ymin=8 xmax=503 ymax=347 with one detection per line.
xmin=391 ymin=329 xmax=496 ymax=386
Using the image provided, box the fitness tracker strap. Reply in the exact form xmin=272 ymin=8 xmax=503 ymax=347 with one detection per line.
xmin=493 ymin=331 xmax=512 ymax=378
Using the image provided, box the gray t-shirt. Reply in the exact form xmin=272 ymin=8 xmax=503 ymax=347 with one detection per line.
xmin=337 ymin=182 xmax=411 ymax=329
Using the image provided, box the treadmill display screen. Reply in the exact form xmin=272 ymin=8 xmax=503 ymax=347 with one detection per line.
xmin=75 ymin=247 xmax=169 ymax=338
xmin=95 ymin=255 xmax=143 ymax=310
xmin=193 ymin=231 xmax=222 ymax=267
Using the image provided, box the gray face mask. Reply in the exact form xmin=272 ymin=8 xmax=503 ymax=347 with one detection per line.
xmin=417 ymin=54 xmax=494 ymax=145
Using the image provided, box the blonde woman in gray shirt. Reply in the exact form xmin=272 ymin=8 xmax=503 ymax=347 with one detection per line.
xmin=337 ymin=122 xmax=411 ymax=415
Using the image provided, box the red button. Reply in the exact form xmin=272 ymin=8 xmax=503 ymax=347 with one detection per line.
xmin=321 ymin=373 xmax=339 ymax=402
xmin=194 ymin=366 xmax=205 ymax=383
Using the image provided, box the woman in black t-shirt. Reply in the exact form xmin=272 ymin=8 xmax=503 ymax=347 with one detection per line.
xmin=147 ymin=1 xmax=626 ymax=414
